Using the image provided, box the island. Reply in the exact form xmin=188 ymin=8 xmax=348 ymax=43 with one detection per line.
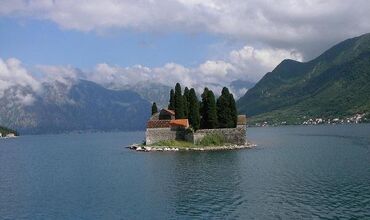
xmin=0 ymin=126 xmax=18 ymax=138
xmin=129 ymin=83 xmax=253 ymax=152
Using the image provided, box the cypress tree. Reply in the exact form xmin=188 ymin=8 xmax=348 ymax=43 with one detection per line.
xmin=188 ymin=88 xmax=200 ymax=130
xmin=174 ymin=83 xmax=185 ymax=119
xmin=201 ymin=88 xmax=218 ymax=129
xmin=168 ymin=89 xmax=175 ymax=110
xmin=229 ymin=93 xmax=238 ymax=127
xmin=151 ymin=102 xmax=158 ymax=115
xmin=207 ymin=90 xmax=218 ymax=128
xmin=200 ymin=88 xmax=209 ymax=128
xmin=217 ymin=87 xmax=238 ymax=128
xmin=183 ymin=87 xmax=190 ymax=117
xmin=217 ymin=87 xmax=231 ymax=128
xmin=183 ymin=95 xmax=188 ymax=118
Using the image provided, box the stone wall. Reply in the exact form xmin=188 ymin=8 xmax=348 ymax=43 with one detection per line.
xmin=189 ymin=125 xmax=247 ymax=145
xmin=146 ymin=125 xmax=247 ymax=146
xmin=145 ymin=128 xmax=185 ymax=145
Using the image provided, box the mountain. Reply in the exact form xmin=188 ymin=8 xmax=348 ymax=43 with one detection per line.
xmin=125 ymin=82 xmax=172 ymax=108
xmin=237 ymin=33 xmax=370 ymax=124
xmin=229 ymin=80 xmax=255 ymax=98
xmin=0 ymin=80 xmax=151 ymax=134
xmin=112 ymin=80 xmax=252 ymax=108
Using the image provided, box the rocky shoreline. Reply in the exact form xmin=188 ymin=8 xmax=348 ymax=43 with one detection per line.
xmin=127 ymin=143 xmax=255 ymax=152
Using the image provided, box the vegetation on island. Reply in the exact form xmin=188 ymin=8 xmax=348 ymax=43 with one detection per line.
xmin=151 ymin=102 xmax=158 ymax=115
xmin=237 ymin=33 xmax=370 ymax=125
xmin=156 ymin=83 xmax=237 ymax=131
xmin=150 ymin=133 xmax=225 ymax=148
xmin=0 ymin=126 xmax=18 ymax=137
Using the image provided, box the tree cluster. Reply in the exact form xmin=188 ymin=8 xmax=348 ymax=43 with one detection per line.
xmin=157 ymin=83 xmax=237 ymax=131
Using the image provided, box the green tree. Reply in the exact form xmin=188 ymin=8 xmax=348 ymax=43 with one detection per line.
xmin=168 ymin=89 xmax=175 ymax=110
xmin=183 ymin=87 xmax=190 ymax=117
xmin=200 ymin=87 xmax=209 ymax=128
xmin=151 ymin=102 xmax=158 ymax=115
xmin=174 ymin=83 xmax=186 ymax=119
xmin=188 ymin=88 xmax=200 ymax=130
xmin=229 ymin=93 xmax=238 ymax=127
xmin=183 ymin=95 xmax=188 ymax=118
xmin=217 ymin=88 xmax=231 ymax=128
xmin=201 ymin=88 xmax=218 ymax=128
xmin=217 ymin=87 xmax=237 ymax=128
xmin=207 ymin=90 xmax=218 ymax=128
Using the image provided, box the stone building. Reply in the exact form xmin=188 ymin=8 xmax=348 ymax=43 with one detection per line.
xmin=146 ymin=109 xmax=189 ymax=145
xmin=145 ymin=109 xmax=247 ymax=145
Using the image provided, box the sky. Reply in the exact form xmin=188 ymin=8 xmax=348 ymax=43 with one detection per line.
xmin=1 ymin=0 xmax=370 ymax=101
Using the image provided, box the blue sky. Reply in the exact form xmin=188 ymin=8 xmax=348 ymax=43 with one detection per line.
xmin=0 ymin=0 xmax=369 ymax=96
xmin=0 ymin=18 xmax=225 ymax=69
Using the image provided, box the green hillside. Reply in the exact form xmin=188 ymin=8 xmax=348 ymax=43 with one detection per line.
xmin=237 ymin=33 xmax=370 ymax=125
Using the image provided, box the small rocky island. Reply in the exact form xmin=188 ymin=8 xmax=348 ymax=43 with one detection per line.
xmin=0 ymin=126 xmax=18 ymax=139
xmin=129 ymin=83 xmax=253 ymax=152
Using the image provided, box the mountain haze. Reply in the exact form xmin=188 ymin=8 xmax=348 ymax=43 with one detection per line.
xmin=0 ymin=80 xmax=151 ymax=134
xmin=237 ymin=33 xmax=370 ymax=124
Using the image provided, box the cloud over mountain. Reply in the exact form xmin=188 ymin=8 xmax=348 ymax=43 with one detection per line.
xmin=89 ymin=45 xmax=302 ymax=92
xmin=0 ymin=58 xmax=41 ymax=105
xmin=0 ymin=43 xmax=301 ymax=102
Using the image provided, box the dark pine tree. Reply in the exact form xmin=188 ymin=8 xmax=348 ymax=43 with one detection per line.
xmin=207 ymin=90 xmax=218 ymax=128
xmin=174 ymin=83 xmax=186 ymax=119
xmin=200 ymin=87 xmax=209 ymax=129
xmin=201 ymin=88 xmax=218 ymax=129
xmin=217 ymin=87 xmax=231 ymax=128
xmin=188 ymin=88 xmax=200 ymax=130
xmin=183 ymin=87 xmax=190 ymax=117
xmin=183 ymin=95 xmax=188 ymax=118
xmin=229 ymin=93 xmax=238 ymax=127
xmin=168 ymin=89 xmax=175 ymax=110
xmin=151 ymin=102 xmax=158 ymax=115
xmin=217 ymin=87 xmax=238 ymax=128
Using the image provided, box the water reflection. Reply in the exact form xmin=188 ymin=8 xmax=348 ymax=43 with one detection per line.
xmin=168 ymin=151 xmax=244 ymax=219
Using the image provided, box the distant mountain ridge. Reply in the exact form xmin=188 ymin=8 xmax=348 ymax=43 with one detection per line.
xmin=0 ymin=80 xmax=151 ymax=134
xmin=237 ymin=33 xmax=370 ymax=124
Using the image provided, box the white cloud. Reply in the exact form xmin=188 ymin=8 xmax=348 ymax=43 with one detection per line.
xmin=88 ymin=44 xmax=302 ymax=95
xmin=229 ymin=46 xmax=303 ymax=79
xmin=36 ymin=65 xmax=81 ymax=85
xmin=1 ymin=0 xmax=369 ymax=58
xmin=0 ymin=41 xmax=302 ymax=102
xmin=0 ymin=58 xmax=41 ymax=105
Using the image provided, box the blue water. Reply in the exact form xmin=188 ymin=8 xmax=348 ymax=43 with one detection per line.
xmin=1 ymin=124 xmax=370 ymax=219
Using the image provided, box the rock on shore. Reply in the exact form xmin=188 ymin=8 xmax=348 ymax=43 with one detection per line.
xmin=127 ymin=143 xmax=255 ymax=152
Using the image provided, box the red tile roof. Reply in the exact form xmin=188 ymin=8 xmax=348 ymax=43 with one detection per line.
xmin=147 ymin=120 xmax=171 ymax=128
xmin=169 ymin=119 xmax=189 ymax=128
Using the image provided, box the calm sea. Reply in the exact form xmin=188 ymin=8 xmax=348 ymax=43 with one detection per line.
xmin=1 ymin=124 xmax=370 ymax=219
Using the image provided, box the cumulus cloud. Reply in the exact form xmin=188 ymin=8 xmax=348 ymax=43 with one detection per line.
xmin=1 ymin=0 xmax=370 ymax=58
xmin=89 ymin=44 xmax=302 ymax=95
xmin=0 ymin=58 xmax=41 ymax=105
xmin=36 ymin=65 xmax=82 ymax=85
xmin=0 ymin=41 xmax=301 ymax=102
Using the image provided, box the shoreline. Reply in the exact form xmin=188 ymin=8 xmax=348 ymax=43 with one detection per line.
xmin=127 ymin=143 xmax=256 ymax=152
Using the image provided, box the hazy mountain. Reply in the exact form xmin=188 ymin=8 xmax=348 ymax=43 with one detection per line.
xmin=229 ymin=80 xmax=255 ymax=98
xmin=125 ymin=82 xmax=172 ymax=108
xmin=237 ymin=33 xmax=370 ymax=124
xmin=0 ymin=80 xmax=151 ymax=134
xmin=117 ymin=80 xmax=252 ymax=108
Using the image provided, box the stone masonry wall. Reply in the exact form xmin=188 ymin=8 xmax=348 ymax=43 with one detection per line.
xmin=187 ymin=125 xmax=247 ymax=145
xmin=146 ymin=125 xmax=247 ymax=146
xmin=146 ymin=128 xmax=185 ymax=145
